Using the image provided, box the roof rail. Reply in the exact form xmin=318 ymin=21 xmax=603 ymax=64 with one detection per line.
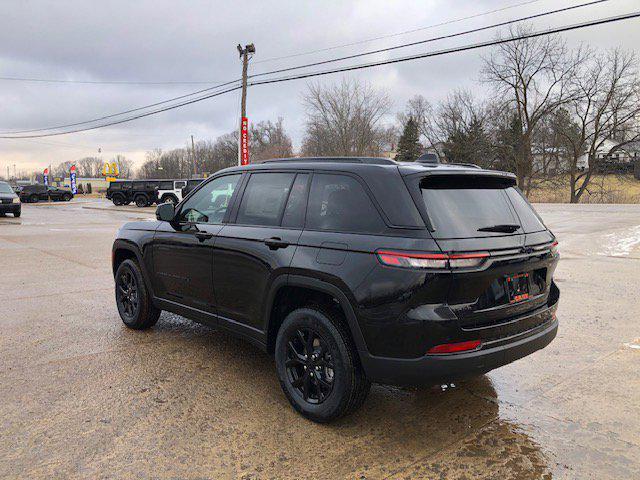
xmin=259 ymin=157 xmax=397 ymax=166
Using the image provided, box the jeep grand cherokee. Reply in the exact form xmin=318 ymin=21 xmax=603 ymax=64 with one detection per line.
xmin=112 ymin=157 xmax=559 ymax=422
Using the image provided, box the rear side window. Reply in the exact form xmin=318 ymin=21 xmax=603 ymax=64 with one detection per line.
xmin=159 ymin=181 xmax=173 ymax=190
xmin=420 ymin=175 xmax=543 ymax=238
xmin=306 ymin=174 xmax=385 ymax=233
xmin=281 ymin=174 xmax=309 ymax=228
xmin=236 ymin=173 xmax=295 ymax=226
xmin=506 ymin=188 xmax=546 ymax=233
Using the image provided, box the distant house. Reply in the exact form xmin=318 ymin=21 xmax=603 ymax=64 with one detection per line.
xmin=577 ymin=139 xmax=640 ymax=171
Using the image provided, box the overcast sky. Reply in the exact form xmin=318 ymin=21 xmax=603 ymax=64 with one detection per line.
xmin=0 ymin=0 xmax=639 ymax=175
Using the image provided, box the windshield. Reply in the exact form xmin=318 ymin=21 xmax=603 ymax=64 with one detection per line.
xmin=0 ymin=182 xmax=14 ymax=194
xmin=420 ymin=175 xmax=545 ymax=239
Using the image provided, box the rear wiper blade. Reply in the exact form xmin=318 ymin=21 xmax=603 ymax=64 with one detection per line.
xmin=477 ymin=224 xmax=521 ymax=233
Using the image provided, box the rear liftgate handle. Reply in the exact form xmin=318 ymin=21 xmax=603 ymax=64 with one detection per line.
xmin=264 ymin=237 xmax=290 ymax=250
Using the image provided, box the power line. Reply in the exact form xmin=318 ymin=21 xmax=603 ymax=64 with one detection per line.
xmin=0 ymin=79 xmax=241 ymax=135
xmin=0 ymin=76 xmax=226 ymax=86
xmin=1 ymin=10 xmax=638 ymax=139
xmin=252 ymin=0 xmax=546 ymax=64
xmin=0 ymin=0 xmax=608 ymax=136
xmin=0 ymin=0 xmax=547 ymax=85
xmin=249 ymin=0 xmax=610 ymax=80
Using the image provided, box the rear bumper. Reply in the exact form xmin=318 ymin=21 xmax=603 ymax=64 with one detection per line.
xmin=360 ymin=309 xmax=558 ymax=386
xmin=0 ymin=203 xmax=20 ymax=214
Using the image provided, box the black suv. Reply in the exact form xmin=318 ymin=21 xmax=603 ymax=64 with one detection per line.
xmin=112 ymin=157 xmax=559 ymax=422
xmin=20 ymin=184 xmax=73 ymax=203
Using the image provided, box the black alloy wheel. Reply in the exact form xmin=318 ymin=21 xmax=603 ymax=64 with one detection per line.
xmin=275 ymin=306 xmax=371 ymax=422
xmin=135 ymin=195 xmax=147 ymax=207
xmin=114 ymin=259 xmax=160 ymax=329
xmin=285 ymin=327 xmax=335 ymax=404
xmin=116 ymin=268 xmax=140 ymax=321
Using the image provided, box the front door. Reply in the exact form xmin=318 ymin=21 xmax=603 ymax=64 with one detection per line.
xmin=151 ymin=173 xmax=242 ymax=315
xmin=214 ymin=172 xmax=309 ymax=333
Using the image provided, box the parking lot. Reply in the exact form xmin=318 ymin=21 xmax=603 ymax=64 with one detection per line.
xmin=1 ymin=199 xmax=639 ymax=479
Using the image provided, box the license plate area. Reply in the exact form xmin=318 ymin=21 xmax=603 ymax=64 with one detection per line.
xmin=506 ymin=272 xmax=530 ymax=303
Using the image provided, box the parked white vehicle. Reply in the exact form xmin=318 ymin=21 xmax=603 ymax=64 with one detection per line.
xmin=157 ymin=180 xmax=187 ymax=204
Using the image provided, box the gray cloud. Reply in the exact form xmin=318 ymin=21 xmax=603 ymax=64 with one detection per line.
xmin=1 ymin=0 xmax=638 ymax=172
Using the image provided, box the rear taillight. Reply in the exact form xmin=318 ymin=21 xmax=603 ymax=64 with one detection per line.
xmin=377 ymin=251 xmax=448 ymax=269
xmin=550 ymin=240 xmax=559 ymax=255
xmin=376 ymin=250 xmax=488 ymax=269
xmin=427 ymin=339 xmax=482 ymax=355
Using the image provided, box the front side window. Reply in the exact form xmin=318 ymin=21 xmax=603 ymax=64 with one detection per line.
xmin=177 ymin=174 xmax=241 ymax=224
xmin=236 ymin=173 xmax=295 ymax=226
xmin=306 ymin=174 xmax=386 ymax=233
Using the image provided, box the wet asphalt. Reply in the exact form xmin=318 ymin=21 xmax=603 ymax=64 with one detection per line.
xmin=0 ymin=199 xmax=639 ymax=479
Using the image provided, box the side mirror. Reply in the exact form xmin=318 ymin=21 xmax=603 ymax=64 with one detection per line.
xmin=156 ymin=202 xmax=175 ymax=222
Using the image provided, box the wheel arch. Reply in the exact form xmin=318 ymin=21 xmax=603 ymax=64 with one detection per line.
xmin=112 ymin=239 xmax=156 ymax=298
xmin=264 ymin=274 xmax=368 ymax=357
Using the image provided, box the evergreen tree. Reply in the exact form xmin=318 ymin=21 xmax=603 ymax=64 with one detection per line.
xmin=395 ymin=117 xmax=422 ymax=162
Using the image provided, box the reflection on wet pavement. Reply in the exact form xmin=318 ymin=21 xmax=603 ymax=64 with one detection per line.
xmin=1 ymin=201 xmax=639 ymax=479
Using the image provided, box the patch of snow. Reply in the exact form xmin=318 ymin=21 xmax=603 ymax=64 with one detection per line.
xmin=601 ymin=225 xmax=640 ymax=257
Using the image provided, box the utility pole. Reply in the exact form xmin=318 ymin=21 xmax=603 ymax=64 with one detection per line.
xmin=190 ymin=135 xmax=196 ymax=177
xmin=237 ymin=43 xmax=255 ymax=166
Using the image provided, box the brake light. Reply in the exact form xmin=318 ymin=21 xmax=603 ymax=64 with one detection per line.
xmin=376 ymin=250 xmax=488 ymax=269
xmin=550 ymin=240 xmax=559 ymax=255
xmin=377 ymin=250 xmax=448 ymax=268
xmin=427 ymin=339 xmax=481 ymax=355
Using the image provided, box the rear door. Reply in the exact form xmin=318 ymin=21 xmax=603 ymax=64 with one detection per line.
xmin=416 ymin=174 xmax=557 ymax=327
xmin=213 ymin=172 xmax=309 ymax=334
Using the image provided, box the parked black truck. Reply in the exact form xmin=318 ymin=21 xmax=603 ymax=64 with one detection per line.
xmin=111 ymin=157 xmax=560 ymax=422
xmin=106 ymin=180 xmax=159 ymax=207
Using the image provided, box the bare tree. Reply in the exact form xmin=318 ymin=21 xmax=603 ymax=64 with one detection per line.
xmin=397 ymin=95 xmax=440 ymax=156
xmin=113 ymin=154 xmax=134 ymax=179
xmin=557 ymin=49 xmax=640 ymax=202
xmin=76 ymin=157 xmax=103 ymax=177
xmin=482 ymin=25 xmax=585 ymax=193
xmin=301 ymin=79 xmax=392 ymax=156
xmin=250 ymin=118 xmax=293 ymax=161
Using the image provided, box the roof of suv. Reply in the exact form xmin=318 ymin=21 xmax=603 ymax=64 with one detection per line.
xmin=228 ymin=156 xmax=515 ymax=179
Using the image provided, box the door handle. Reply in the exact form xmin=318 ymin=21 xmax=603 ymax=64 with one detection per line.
xmin=264 ymin=237 xmax=290 ymax=250
xmin=194 ymin=231 xmax=214 ymax=242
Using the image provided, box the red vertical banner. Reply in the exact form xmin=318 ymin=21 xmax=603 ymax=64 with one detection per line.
xmin=241 ymin=117 xmax=249 ymax=165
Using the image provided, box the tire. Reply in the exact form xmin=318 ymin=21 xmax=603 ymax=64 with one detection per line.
xmin=160 ymin=194 xmax=178 ymax=205
xmin=29 ymin=195 xmax=38 ymax=203
xmin=275 ymin=306 xmax=371 ymax=423
xmin=13 ymin=210 xmax=21 ymax=218
xmin=112 ymin=194 xmax=125 ymax=206
xmin=63 ymin=194 xmax=72 ymax=202
xmin=134 ymin=195 xmax=148 ymax=208
xmin=115 ymin=259 xmax=160 ymax=330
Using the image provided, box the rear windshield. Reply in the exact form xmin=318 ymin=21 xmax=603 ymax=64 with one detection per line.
xmin=420 ymin=176 xmax=545 ymax=239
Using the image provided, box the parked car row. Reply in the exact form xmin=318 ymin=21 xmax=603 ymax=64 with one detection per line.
xmin=19 ymin=184 xmax=74 ymax=203
xmin=106 ymin=179 xmax=204 ymax=207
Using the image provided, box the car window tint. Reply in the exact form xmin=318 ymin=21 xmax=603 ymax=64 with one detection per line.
xmin=236 ymin=173 xmax=295 ymax=226
xmin=306 ymin=174 xmax=385 ymax=233
xmin=159 ymin=181 xmax=173 ymax=189
xmin=506 ymin=187 xmax=546 ymax=233
xmin=281 ymin=174 xmax=309 ymax=228
xmin=177 ymin=174 xmax=241 ymax=224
